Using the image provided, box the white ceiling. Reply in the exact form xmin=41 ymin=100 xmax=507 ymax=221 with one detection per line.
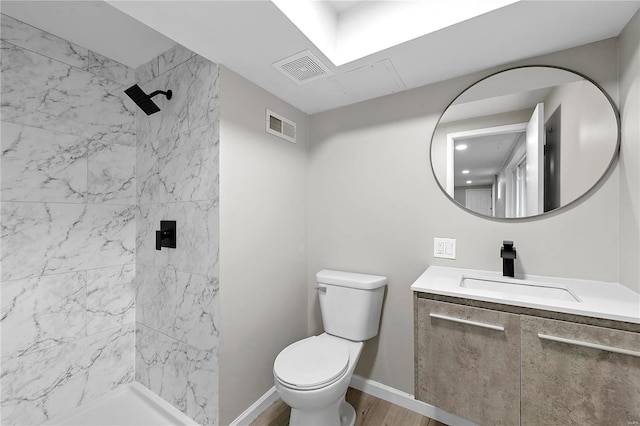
xmin=1 ymin=1 xmax=639 ymax=115
xmin=325 ymin=1 xmax=364 ymax=15
xmin=272 ymin=0 xmax=520 ymax=66
xmin=454 ymin=132 xmax=524 ymax=187
xmin=0 ymin=1 xmax=177 ymax=68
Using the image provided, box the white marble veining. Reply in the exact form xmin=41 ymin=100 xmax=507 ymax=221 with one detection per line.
xmin=159 ymin=44 xmax=195 ymax=75
xmin=135 ymin=324 xmax=188 ymax=413
xmin=136 ymin=59 xmax=190 ymax=142
xmin=135 ymin=324 xmax=218 ymax=425
xmin=411 ymin=266 xmax=640 ymax=324
xmin=187 ymin=56 xmax=220 ymax=132
xmin=2 ymin=282 xmax=86 ymax=358
xmin=135 ymin=56 xmax=159 ymax=85
xmin=1 ymin=271 xmax=85 ymax=323
xmin=81 ymin=325 xmax=135 ymax=401
xmin=0 ymin=14 xmax=87 ymax=69
xmin=1 ymin=296 xmax=85 ymax=358
xmin=1 ymin=122 xmax=87 ymax=202
xmin=88 ymin=50 xmax=135 ymax=86
xmin=1 ymin=41 xmax=135 ymax=141
xmin=1 ymin=202 xmax=135 ymax=281
xmin=1 ymin=21 xmax=138 ymax=426
xmin=1 ymin=325 xmax=134 ymax=426
xmin=91 ymin=115 xmax=137 ymax=146
xmin=1 ymin=19 xmax=222 ymax=425
xmin=137 ymin=123 xmax=219 ymax=204
xmin=184 ymin=343 xmax=219 ymax=426
xmin=136 ymin=200 xmax=219 ymax=279
xmin=133 ymin=48 xmax=220 ymax=426
xmin=86 ymin=264 xmax=136 ymax=335
xmin=88 ymin=139 xmax=136 ymax=204
xmin=136 ymin=264 xmax=219 ymax=351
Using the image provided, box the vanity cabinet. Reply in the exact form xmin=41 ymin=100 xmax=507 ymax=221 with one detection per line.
xmin=521 ymin=316 xmax=640 ymax=425
xmin=415 ymin=298 xmax=521 ymax=425
xmin=415 ymin=294 xmax=640 ymax=426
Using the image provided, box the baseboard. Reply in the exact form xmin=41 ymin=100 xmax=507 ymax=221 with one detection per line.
xmin=229 ymin=376 xmax=476 ymax=426
xmin=349 ymin=375 xmax=477 ymax=426
xmin=228 ymin=386 xmax=279 ymax=426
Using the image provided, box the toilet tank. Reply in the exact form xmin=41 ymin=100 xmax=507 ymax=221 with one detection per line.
xmin=316 ymin=270 xmax=387 ymax=341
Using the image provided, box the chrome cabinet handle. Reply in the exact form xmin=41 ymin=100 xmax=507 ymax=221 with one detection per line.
xmin=429 ymin=313 xmax=505 ymax=332
xmin=538 ymin=333 xmax=640 ymax=358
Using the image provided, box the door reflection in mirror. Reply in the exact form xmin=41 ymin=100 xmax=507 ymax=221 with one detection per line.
xmin=431 ymin=66 xmax=619 ymax=219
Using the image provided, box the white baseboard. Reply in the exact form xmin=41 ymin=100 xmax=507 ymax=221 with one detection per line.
xmin=349 ymin=375 xmax=477 ymax=426
xmin=228 ymin=386 xmax=279 ymax=426
xmin=229 ymin=376 xmax=476 ymax=426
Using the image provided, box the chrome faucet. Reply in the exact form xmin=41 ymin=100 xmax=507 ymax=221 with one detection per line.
xmin=500 ymin=241 xmax=516 ymax=277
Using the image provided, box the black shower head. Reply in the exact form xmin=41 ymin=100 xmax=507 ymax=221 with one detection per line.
xmin=124 ymin=84 xmax=172 ymax=115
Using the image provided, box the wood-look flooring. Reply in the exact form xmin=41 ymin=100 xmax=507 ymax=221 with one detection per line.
xmin=250 ymin=388 xmax=446 ymax=426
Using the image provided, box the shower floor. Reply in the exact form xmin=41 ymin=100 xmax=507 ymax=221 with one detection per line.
xmin=43 ymin=382 xmax=197 ymax=426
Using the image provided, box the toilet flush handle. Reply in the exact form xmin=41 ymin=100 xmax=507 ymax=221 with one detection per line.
xmin=315 ymin=285 xmax=327 ymax=293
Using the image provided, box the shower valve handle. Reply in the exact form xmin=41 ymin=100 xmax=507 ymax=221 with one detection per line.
xmin=155 ymin=221 xmax=177 ymax=251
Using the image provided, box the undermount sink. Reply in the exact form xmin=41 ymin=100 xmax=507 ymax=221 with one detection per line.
xmin=411 ymin=266 xmax=640 ymax=325
xmin=460 ymin=276 xmax=580 ymax=302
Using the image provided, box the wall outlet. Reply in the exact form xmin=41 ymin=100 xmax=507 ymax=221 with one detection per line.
xmin=434 ymin=237 xmax=456 ymax=259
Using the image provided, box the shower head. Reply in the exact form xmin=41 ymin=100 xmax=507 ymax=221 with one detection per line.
xmin=124 ymin=84 xmax=172 ymax=115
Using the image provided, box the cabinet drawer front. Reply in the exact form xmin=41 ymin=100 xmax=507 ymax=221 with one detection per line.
xmin=416 ymin=299 xmax=520 ymax=426
xmin=521 ymin=316 xmax=640 ymax=426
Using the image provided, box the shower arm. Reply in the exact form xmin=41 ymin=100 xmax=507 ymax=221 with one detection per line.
xmin=148 ymin=89 xmax=172 ymax=100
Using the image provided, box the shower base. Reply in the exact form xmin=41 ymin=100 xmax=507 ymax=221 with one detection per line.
xmin=43 ymin=382 xmax=198 ymax=426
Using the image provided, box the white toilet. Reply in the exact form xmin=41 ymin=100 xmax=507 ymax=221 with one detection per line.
xmin=273 ymin=269 xmax=387 ymax=426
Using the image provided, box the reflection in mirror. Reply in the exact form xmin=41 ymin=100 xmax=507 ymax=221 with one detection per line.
xmin=431 ymin=66 xmax=619 ymax=219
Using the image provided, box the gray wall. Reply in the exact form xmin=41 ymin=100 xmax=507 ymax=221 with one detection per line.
xmin=543 ymin=79 xmax=619 ymax=205
xmin=133 ymin=45 xmax=220 ymax=425
xmin=0 ymin=14 xmax=136 ymax=425
xmin=218 ymin=67 xmax=309 ymax=425
xmin=619 ymin=9 xmax=640 ymax=294
xmin=307 ymin=38 xmax=621 ymax=395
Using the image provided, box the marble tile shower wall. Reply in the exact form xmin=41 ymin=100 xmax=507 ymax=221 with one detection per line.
xmin=134 ymin=45 xmax=220 ymax=426
xmin=0 ymin=15 xmax=136 ymax=425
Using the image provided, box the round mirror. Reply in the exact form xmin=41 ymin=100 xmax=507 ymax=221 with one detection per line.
xmin=430 ymin=66 xmax=620 ymax=219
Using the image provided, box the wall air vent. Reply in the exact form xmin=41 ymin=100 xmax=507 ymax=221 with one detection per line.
xmin=273 ymin=50 xmax=332 ymax=85
xmin=266 ymin=109 xmax=296 ymax=143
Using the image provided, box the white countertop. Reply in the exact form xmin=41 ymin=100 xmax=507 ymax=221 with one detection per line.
xmin=411 ymin=266 xmax=640 ymax=325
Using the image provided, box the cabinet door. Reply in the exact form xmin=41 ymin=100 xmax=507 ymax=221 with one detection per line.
xmin=416 ymin=299 xmax=521 ymax=425
xmin=521 ymin=316 xmax=640 ymax=425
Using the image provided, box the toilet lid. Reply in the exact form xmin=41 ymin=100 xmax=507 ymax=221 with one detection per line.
xmin=274 ymin=337 xmax=349 ymax=390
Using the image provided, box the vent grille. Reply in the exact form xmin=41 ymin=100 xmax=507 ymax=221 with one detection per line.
xmin=273 ymin=50 xmax=332 ymax=84
xmin=266 ymin=109 xmax=296 ymax=143
xmin=270 ymin=115 xmax=282 ymax=133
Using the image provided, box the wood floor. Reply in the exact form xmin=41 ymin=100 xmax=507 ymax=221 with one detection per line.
xmin=250 ymin=388 xmax=446 ymax=426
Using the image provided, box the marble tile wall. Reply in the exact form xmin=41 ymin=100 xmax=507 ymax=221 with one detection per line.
xmin=0 ymin=14 xmax=136 ymax=425
xmin=134 ymin=44 xmax=220 ymax=426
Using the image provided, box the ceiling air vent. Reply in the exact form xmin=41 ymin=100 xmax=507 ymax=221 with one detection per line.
xmin=273 ymin=50 xmax=332 ymax=84
xmin=266 ymin=109 xmax=296 ymax=143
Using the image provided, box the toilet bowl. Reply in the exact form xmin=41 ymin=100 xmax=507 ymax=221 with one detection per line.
xmin=273 ymin=333 xmax=363 ymax=426
xmin=273 ymin=269 xmax=387 ymax=426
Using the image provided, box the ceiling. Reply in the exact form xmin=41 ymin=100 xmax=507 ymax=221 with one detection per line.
xmin=454 ymin=132 xmax=524 ymax=187
xmin=325 ymin=1 xmax=364 ymax=15
xmin=1 ymin=1 xmax=639 ymax=115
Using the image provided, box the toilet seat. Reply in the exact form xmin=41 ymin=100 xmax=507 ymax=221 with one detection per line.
xmin=274 ymin=336 xmax=349 ymax=390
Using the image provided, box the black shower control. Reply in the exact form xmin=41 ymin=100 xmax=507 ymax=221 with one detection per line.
xmin=156 ymin=220 xmax=177 ymax=251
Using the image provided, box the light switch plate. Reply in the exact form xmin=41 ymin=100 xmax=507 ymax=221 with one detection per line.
xmin=434 ymin=237 xmax=456 ymax=259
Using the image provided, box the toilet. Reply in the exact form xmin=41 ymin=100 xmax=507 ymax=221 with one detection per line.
xmin=273 ymin=269 xmax=387 ymax=426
